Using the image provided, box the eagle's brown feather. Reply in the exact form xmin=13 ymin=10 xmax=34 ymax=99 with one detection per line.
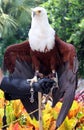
xmin=3 ymin=35 xmax=76 ymax=75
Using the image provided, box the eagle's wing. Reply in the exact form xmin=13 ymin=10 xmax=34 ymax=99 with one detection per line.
xmin=52 ymin=35 xmax=78 ymax=129
xmin=3 ymin=40 xmax=32 ymax=74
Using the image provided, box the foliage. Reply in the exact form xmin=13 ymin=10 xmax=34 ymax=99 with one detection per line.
xmin=0 ymin=90 xmax=84 ymax=130
xmin=68 ymin=19 xmax=84 ymax=77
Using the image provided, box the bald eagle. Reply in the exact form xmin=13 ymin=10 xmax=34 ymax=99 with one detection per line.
xmin=3 ymin=7 xmax=78 ymax=129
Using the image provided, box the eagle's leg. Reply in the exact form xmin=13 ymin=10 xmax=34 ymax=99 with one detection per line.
xmin=29 ymin=70 xmax=39 ymax=86
xmin=28 ymin=70 xmax=44 ymax=85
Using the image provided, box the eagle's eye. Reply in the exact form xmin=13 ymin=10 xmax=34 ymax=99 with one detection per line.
xmin=38 ymin=10 xmax=41 ymax=13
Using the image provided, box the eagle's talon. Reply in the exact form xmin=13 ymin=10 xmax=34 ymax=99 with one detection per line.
xmin=30 ymin=76 xmax=38 ymax=86
xmin=29 ymin=71 xmax=43 ymax=86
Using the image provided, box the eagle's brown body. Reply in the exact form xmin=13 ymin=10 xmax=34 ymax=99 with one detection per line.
xmin=4 ymin=35 xmax=76 ymax=75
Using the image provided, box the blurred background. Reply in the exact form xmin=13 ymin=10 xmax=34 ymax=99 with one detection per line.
xmin=0 ymin=0 xmax=84 ymax=78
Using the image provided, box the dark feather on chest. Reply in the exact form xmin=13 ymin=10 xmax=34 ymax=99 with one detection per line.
xmin=30 ymin=45 xmax=63 ymax=75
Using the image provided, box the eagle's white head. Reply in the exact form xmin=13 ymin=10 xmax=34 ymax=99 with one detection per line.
xmin=28 ymin=7 xmax=55 ymax=52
